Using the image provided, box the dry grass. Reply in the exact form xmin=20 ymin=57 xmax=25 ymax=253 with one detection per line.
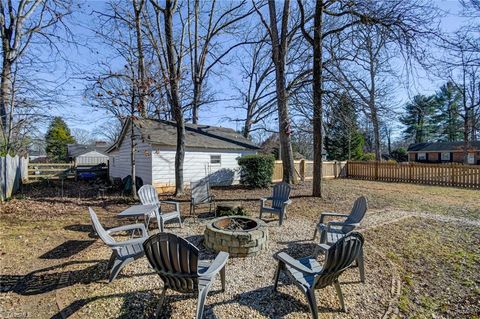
xmin=0 ymin=178 xmax=478 ymax=318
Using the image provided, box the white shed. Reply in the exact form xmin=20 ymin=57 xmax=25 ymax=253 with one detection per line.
xmin=67 ymin=143 xmax=109 ymax=165
xmin=107 ymin=118 xmax=258 ymax=192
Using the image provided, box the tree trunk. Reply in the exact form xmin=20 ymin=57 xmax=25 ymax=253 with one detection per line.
xmin=312 ymin=0 xmax=324 ymax=197
xmin=1 ymin=57 xmax=12 ymax=152
xmin=462 ymin=66 xmax=469 ymax=164
xmin=192 ymin=0 xmax=200 ymax=124
xmin=192 ymin=79 xmax=200 ymax=124
xmin=371 ymin=112 xmax=381 ymax=161
xmin=268 ymin=0 xmax=296 ymax=184
xmin=134 ymin=0 xmax=147 ymax=118
xmin=130 ymin=117 xmax=138 ymax=199
xmin=164 ymin=0 xmax=185 ymax=195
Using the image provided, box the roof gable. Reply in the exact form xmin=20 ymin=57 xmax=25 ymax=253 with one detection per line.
xmin=67 ymin=144 xmax=109 ymax=157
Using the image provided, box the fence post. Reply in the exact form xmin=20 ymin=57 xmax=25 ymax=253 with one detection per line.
xmin=375 ymin=161 xmax=379 ymax=180
xmin=300 ymin=159 xmax=306 ymax=181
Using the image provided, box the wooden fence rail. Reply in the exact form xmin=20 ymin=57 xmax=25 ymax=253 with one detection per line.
xmin=28 ymin=163 xmax=76 ymax=180
xmin=346 ymin=161 xmax=480 ymax=189
xmin=272 ymin=160 xmax=346 ymax=182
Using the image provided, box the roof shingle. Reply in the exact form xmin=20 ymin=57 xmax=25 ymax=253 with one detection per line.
xmin=109 ymin=118 xmax=259 ymax=152
xmin=407 ymin=141 xmax=480 ymax=152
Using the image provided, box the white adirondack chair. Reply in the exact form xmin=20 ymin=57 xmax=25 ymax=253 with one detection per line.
xmin=138 ymin=185 xmax=182 ymax=232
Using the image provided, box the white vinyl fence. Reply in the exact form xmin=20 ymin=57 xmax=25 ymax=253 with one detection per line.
xmin=0 ymin=155 xmax=28 ymax=201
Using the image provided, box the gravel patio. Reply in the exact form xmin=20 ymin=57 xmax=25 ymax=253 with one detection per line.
xmin=1 ymin=179 xmax=479 ymax=318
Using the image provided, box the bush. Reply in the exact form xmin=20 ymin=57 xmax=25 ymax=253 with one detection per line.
xmin=391 ymin=147 xmax=408 ymax=162
xmin=238 ymin=154 xmax=275 ymax=188
xmin=362 ymin=153 xmax=376 ymax=161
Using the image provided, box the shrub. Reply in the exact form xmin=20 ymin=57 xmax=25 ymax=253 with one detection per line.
xmin=238 ymin=154 xmax=275 ymax=188
xmin=362 ymin=153 xmax=376 ymax=161
xmin=391 ymin=147 xmax=408 ymax=162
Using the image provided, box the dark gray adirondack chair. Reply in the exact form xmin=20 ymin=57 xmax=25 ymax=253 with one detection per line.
xmin=88 ymin=207 xmax=147 ymax=282
xmin=138 ymin=185 xmax=182 ymax=232
xmin=143 ymin=233 xmax=229 ymax=318
xmin=274 ymin=232 xmax=364 ymax=319
xmin=312 ymin=196 xmax=367 ymax=282
xmin=259 ymin=182 xmax=292 ymax=225
xmin=190 ymin=179 xmax=216 ymax=221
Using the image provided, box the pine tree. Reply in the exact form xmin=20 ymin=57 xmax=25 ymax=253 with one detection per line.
xmin=325 ymin=94 xmax=364 ymax=160
xmin=400 ymin=95 xmax=437 ymax=143
xmin=45 ymin=117 xmax=76 ymax=162
xmin=434 ymin=82 xmax=463 ymax=142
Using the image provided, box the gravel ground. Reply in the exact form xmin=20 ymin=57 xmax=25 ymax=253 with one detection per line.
xmin=52 ymin=212 xmax=396 ymax=319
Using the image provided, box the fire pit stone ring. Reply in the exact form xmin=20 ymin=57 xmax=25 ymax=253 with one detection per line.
xmin=204 ymin=216 xmax=268 ymax=257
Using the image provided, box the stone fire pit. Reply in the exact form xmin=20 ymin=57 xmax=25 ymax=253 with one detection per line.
xmin=204 ymin=216 xmax=268 ymax=257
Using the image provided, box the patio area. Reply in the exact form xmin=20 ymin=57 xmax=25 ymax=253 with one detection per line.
xmin=0 ymin=179 xmax=479 ymax=318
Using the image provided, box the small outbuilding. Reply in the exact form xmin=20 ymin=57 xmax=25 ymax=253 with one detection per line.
xmin=67 ymin=142 xmax=109 ymax=165
xmin=407 ymin=141 xmax=480 ymax=165
xmin=106 ymin=118 xmax=259 ymax=192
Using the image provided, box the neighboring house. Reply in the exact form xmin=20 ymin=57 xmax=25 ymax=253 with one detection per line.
xmin=106 ymin=118 xmax=259 ymax=192
xmin=407 ymin=141 xmax=480 ymax=165
xmin=67 ymin=142 xmax=109 ymax=165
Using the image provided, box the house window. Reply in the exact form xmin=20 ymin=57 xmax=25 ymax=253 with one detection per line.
xmin=210 ymin=155 xmax=221 ymax=165
xmin=467 ymin=153 xmax=475 ymax=164
xmin=417 ymin=152 xmax=426 ymax=161
xmin=441 ymin=152 xmax=450 ymax=161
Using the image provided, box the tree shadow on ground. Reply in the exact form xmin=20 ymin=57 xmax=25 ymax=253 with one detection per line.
xmin=0 ymin=259 xmax=155 ymax=296
xmin=206 ymin=285 xmax=343 ymax=319
xmin=64 ymin=224 xmax=96 ymax=238
xmin=39 ymin=240 xmax=96 ymax=259
xmin=0 ymin=260 xmax=105 ymax=295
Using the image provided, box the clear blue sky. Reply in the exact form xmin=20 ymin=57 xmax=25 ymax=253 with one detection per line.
xmin=43 ymin=0 xmax=468 ymax=141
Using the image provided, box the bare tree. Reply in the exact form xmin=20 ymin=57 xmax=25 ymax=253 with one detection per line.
xmin=231 ymin=39 xmax=277 ymax=138
xmin=254 ymin=0 xmax=297 ymax=184
xmin=296 ymin=0 xmax=438 ymax=196
xmin=0 ymin=0 xmax=72 ymax=154
xmin=187 ymin=0 xmax=255 ymax=124
xmin=149 ymin=0 xmax=187 ymax=195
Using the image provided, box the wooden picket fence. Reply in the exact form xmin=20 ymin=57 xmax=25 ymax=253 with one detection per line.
xmin=346 ymin=161 xmax=480 ymax=189
xmin=272 ymin=160 xmax=347 ymax=182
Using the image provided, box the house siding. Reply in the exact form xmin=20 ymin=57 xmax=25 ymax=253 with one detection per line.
xmin=408 ymin=150 xmax=480 ymax=164
xmin=151 ymin=146 xmax=256 ymax=188
xmin=108 ymin=127 xmax=152 ymax=184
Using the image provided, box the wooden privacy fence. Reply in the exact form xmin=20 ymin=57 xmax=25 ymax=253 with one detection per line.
xmin=346 ymin=161 xmax=480 ymax=189
xmin=28 ymin=163 xmax=76 ymax=180
xmin=272 ymin=160 xmax=346 ymax=182
xmin=0 ymin=155 xmax=28 ymax=200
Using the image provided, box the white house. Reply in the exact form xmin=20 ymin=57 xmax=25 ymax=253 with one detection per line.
xmin=106 ymin=118 xmax=258 ymax=192
xmin=67 ymin=142 xmax=109 ymax=165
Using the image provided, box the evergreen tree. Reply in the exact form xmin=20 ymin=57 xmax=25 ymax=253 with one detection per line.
xmin=400 ymin=95 xmax=437 ymax=143
xmin=325 ymin=94 xmax=364 ymax=160
xmin=434 ymin=82 xmax=463 ymax=142
xmin=45 ymin=117 xmax=76 ymax=161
